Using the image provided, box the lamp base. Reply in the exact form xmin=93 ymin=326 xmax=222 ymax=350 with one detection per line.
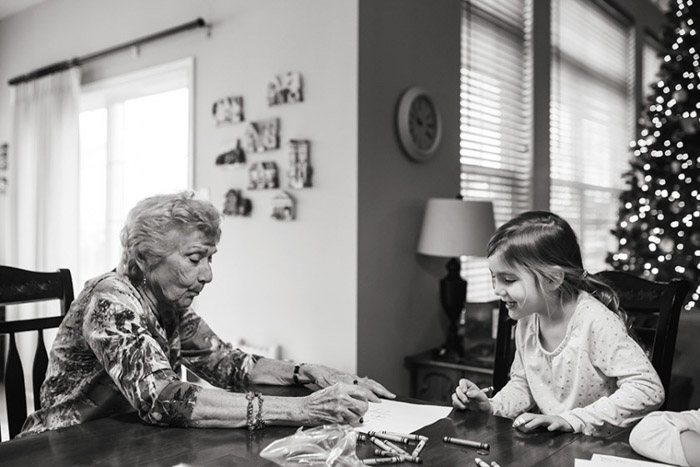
xmin=437 ymin=258 xmax=467 ymax=362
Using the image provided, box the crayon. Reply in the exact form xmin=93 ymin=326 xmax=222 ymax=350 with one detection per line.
xmin=370 ymin=436 xmax=400 ymax=454
xmin=384 ymin=440 xmax=411 ymax=456
xmin=374 ymin=450 xmax=423 ymax=464
xmin=378 ymin=431 xmax=426 ymax=442
xmin=412 ymin=437 xmax=428 ymax=457
xmin=368 ymin=431 xmax=412 ymax=444
xmin=474 ymin=458 xmax=490 ymax=467
xmin=362 ymin=457 xmax=401 ymax=465
xmin=443 ymin=436 xmax=490 ymax=450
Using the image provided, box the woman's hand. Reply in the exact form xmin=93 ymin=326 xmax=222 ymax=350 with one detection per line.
xmin=512 ymin=413 xmax=573 ymax=433
xmin=302 ymin=364 xmax=396 ymax=401
xmin=301 ymin=383 xmax=371 ymax=425
xmin=451 ymin=378 xmax=491 ymax=413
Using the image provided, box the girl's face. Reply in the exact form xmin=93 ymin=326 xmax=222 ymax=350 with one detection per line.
xmin=144 ymin=229 xmax=217 ymax=311
xmin=488 ymin=251 xmax=547 ymax=320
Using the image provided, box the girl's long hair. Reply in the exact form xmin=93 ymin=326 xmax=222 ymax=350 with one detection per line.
xmin=487 ymin=211 xmax=622 ymax=318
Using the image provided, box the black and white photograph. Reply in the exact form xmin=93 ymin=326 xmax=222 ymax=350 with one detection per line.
xmin=0 ymin=1 xmax=699 ymax=466
xmin=212 ymin=95 xmax=244 ymax=125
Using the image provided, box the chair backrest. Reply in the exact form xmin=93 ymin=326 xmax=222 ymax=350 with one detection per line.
xmin=0 ymin=266 xmax=74 ymax=440
xmin=491 ymin=270 xmax=691 ymax=406
xmin=593 ymin=270 xmax=690 ymax=406
xmin=492 ymin=300 xmax=514 ymax=394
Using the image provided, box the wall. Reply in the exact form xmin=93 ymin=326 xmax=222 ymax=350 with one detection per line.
xmin=357 ymin=0 xmax=462 ymax=393
xmin=0 ymin=0 xmax=360 ymax=373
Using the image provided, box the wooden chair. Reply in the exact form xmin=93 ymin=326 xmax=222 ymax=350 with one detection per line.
xmin=0 ymin=266 xmax=74 ymax=440
xmin=492 ymin=271 xmax=691 ymax=406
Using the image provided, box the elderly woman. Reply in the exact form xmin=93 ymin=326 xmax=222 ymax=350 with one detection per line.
xmin=20 ymin=192 xmax=394 ymax=437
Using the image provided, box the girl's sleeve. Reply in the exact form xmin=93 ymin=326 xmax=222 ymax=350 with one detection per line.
xmin=558 ymin=313 xmax=665 ymax=436
xmin=490 ymin=342 xmax=536 ymax=418
xmin=83 ymin=292 xmax=202 ymax=427
xmin=179 ymin=308 xmax=260 ymax=391
xmin=629 ymin=410 xmax=700 ymax=467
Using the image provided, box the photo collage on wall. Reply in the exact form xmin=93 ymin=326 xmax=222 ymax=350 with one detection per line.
xmin=213 ymin=71 xmax=311 ymax=221
xmin=0 ymin=143 xmax=8 ymax=194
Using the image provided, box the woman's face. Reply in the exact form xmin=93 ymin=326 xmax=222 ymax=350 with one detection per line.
xmin=488 ymin=251 xmax=546 ymax=320
xmin=144 ymin=228 xmax=217 ymax=310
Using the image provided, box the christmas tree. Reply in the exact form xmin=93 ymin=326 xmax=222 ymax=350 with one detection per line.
xmin=607 ymin=0 xmax=700 ymax=310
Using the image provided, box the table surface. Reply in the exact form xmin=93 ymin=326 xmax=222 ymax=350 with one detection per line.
xmin=0 ymin=385 xmax=652 ymax=467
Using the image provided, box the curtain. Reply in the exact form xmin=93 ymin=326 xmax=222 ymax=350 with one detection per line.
xmin=4 ymin=68 xmax=81 ymax=416
xmin=7 ymin=68 xmax=81 ymax=291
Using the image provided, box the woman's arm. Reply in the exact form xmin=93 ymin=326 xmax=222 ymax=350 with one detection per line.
xmin=180 ymin=310 xmax=394 ymax=399
xmin=248 ymin=358 xmax=395 ymax=400
xmin=680 ymin=429 xmax=700 ymax=466
xmin=630 ymin=410 xmax=700 ymax=466
xmin=84 ymin=295 xmax=374 ymax=428
xmin=190 ymin=382 xmax=372 ymax=428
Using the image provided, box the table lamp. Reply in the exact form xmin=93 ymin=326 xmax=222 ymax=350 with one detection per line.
xmin=417 ymin=198 xmax=496 ymax=360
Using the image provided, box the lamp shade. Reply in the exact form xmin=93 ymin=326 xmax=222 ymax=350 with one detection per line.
xmin=417 ymin=199 xmax=496 ymax=258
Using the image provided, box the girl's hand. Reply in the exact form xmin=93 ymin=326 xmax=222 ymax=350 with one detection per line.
xmin=302 ymin=364 xmax=396 ymax=401
xmin=512 ymin=413 xmax=573 ymax=433
xmin=301 ymin=383 xmax=371 ymax=425
xmin=451 ymin=378 xmax=491 ymax=412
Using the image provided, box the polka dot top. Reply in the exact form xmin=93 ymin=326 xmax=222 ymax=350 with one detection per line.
xmin=489 ymin=292 xmax=665 ymax=437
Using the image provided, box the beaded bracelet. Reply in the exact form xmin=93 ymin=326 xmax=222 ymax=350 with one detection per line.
xmin=245 ymin=392 xmax=265 ymax=431
xmin=254 ymin=393 xmax=264 ymax=430
xmin=245 ymin=391 xmax=255 ymax=431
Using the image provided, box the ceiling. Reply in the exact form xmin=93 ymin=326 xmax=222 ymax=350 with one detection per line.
xmin=0 ymin=0 xmax=50 ymax=21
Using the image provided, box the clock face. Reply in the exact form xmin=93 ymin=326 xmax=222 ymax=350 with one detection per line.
xmin=409 ymin=96 xmax=439 ymax=151
xmin=396 ymin=87 xmax=442 ymax=162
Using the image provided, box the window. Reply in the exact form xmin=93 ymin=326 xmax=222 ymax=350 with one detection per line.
xmin=460 ymin=0 xmax=533 ymax=300
xmin=642 ymin=36 xmax=663 ymax=100
xmin=78 ymin=59 xmax=193 ymax=286
xmin=550 ymin=0 xmax=634 ymax=273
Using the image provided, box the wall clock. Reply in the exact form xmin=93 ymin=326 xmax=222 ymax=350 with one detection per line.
xmin=396 ymin=87 xmax=442 ymax=162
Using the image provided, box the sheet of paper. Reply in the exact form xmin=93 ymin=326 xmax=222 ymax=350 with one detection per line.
xmin=353 ymin=399 xmax=452 ymax=434
xmin=582 ymin=454 xmax=673 ymax=467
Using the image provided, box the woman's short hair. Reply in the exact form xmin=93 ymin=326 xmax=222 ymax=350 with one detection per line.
xmin=117 ymin=192 xmax=221 ymax=282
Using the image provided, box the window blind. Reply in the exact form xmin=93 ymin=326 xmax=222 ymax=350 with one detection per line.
xmin=550 ymin=0 xmax=633 ymax=274
xmin=460 ymin=0 xmax=532 ymax=301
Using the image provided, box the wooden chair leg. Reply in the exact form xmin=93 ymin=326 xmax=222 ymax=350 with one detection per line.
xmin=5 ymin=333 xmax=28 ymax=439
xmin=33 ymin=329 xmax=49 ymax=411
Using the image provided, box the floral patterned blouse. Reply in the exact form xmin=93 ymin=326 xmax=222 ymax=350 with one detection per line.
xmin=19 ymin=271 xmax=259 ymax=437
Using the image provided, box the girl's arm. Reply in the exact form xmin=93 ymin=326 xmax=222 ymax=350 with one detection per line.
xmin=558 ymin=312 xmax=665 ymax=436
xmin=489 ymin=343 xmax=536 ymax=418
xmin=629 ymin=409 xmax=700 ymax=466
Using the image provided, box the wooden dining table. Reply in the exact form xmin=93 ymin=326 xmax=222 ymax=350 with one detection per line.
xmin=0 ymin=385 xmax=655 ymax=466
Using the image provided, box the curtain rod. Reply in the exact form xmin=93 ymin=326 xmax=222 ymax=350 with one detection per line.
xmin=8 ymin=17 xmax=208 ymax=86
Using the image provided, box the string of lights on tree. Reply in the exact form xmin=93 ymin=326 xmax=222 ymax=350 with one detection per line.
xmin=607 ymin=0 xmax=700 ymax=310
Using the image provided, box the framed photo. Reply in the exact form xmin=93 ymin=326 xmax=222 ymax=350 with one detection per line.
xmin=267 ymin=72 xmax=303 ymax=106
xmin=0 ymin=143 xmax=7 ymax=171
xmin=212 ymin=96 xmax=244 ymax=125
xmin=287 ymin=139 xmax=312 ymax=188
xmin=243 ymin=118 xmax=280 ymax=153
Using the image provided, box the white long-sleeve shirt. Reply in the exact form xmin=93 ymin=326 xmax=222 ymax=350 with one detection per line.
xmin=489 ymin=292 xmax=664 ymax=437
xmin=629 ymin=410 xmax=700 ymax=466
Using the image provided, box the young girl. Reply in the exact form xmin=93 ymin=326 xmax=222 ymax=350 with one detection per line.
xmin=451 ymin=211 xmax=664 ymax=437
